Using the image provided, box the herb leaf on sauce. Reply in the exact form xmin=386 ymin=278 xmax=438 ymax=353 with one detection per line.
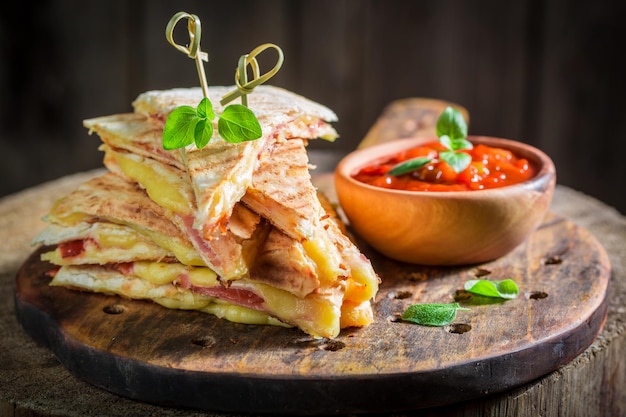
xmin=436 ymin=106 xmax=468 ymax=144
xmin=388 ymin=156 xmax=432 ymax=176
xmin=390 ymin=106 xmax=473 ymax=176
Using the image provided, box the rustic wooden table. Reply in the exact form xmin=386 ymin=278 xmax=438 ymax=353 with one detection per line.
xmin=0 ymin=167 xmax=624 ymax=417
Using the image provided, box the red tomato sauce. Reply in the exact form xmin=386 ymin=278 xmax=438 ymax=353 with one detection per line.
xmin=352 ymin=141 xmax=536 ymax=191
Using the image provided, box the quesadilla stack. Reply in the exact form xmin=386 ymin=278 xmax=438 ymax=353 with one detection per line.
xmin=33 ymin=85 xmax=379 ymax=339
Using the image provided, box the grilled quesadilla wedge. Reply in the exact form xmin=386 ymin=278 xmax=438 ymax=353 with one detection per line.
xmin=35 ymin=170 xmax=274 ymax=271
xmin=88 ymin=86 xmax=339 ymax=239
xmin=86 ymin=113 xmax=266 ymax=244
xmin=101 ymin=144 xmax=253 ymax=279
xmin=102 ymin=138 xmax=352 ymax=291
xmin=35 ymin=173 xmax=204 ymax=266
xmin=95 ymin=126 xmax=350 ymax=287
xmin=242 ymin=137 xmax=322 ymax=240
xmin=132 ymin=85 xmax=338 ymax=229
xmin=33 ymin=85 xmax=379 ymax=338
xmin=85 ymin=113 xmax=185 ymax=170
xmin=33 ymin=172 xmax=375 ymax=338
xmin=128 ymin=85 xmax=339 ymax=241
xmin=132 ymin=85 xmax=339 ymax=142
xmin=35 ymin=172 xmax=360 ymax=300
xmin=49 ymin=262 xmax=346 ymax=338
xmin=45 ymin=255 xmax=371 ymax=339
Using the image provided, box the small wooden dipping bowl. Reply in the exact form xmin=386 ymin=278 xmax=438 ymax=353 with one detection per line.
xmin=334 ymin=136 xmax=556 ymax=266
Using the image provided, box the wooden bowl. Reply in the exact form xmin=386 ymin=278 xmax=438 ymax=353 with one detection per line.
xmin=334 ymin=136 xmax=556 ymax=266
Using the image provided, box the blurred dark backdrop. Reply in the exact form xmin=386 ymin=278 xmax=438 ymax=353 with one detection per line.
xmin=1 ymin=0 xmax=624 ymax=214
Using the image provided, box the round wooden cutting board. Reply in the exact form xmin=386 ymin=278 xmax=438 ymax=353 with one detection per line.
xmin=14 ymin=212 xmax=610 ymax=415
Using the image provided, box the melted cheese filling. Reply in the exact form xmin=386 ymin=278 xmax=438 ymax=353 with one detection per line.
xmin=42 ymin=219 xmax=205 ymax=267
xmin=52 ymin=262 xmax=344 ymax=338
xmin=109 ymin=146 xmax=349 ymax=291
xmin=130 ymin=261 xmax=341 ymax=337
xmin=132 ymin=261 xmax=218 ymax=286
xmin=139 ymin=229 xmax=205 ymax=266
xmin=111 ymin=150 xmax=194 ymax=215
xmin=302 ymin=229 xmax=346 ymax=287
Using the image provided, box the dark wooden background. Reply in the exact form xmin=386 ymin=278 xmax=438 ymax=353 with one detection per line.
xmin=1 ymin=0 xmax=624 ymax=215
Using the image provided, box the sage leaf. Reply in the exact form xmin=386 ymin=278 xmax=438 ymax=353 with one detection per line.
xmin=464 ymin=279 xmax=519 ymax=299
xmin=401 ymin=302 xmax=469 ymax=327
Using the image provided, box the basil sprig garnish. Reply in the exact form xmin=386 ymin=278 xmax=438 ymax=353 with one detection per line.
xmin=389 ymin=106 xmax=472 ymax=176
xmin=163 ymin=97 xmax=262 ymax=150
xmin=162 ymin=13 xmax=270 ymax=150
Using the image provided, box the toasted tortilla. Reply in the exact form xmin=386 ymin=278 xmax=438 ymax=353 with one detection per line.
xmin=133 ymin=85 xmax=338 ymax=137
xmin=242 ymin=137 xmax=322 ymax=241
xmin=38 ymin=173 xmax=205 ymax=267
xmin=84 ymin=113 xmax=185 ymax=171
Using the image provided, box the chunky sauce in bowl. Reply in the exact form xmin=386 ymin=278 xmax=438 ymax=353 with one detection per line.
xmin=352 ymin=141 xmax=536 ymax=192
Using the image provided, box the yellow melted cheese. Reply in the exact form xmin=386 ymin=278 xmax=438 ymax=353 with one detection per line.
xmin=139 ymin=229 xmax=205 ymax=266
xmin=132 ymin=261 xmax=218 ymax=286
xmin=248 ymin=282 xmax=341 ymax=338
xmin=97 ymin=228 xmax=142 ymax=249
xmin=48 ymin=197 xmax=90 ymax=226
xmin=344 ymin=268 xmax=378 ymax=303
xmin=340 ymin=300 xmax=374 ymax=328
xmin=112 ymin=150 xmax=193 ymax=215
xmin=302 ymin=230 xmax=346 ymax=287
xmin=53 ymin=260 xmax=344 ymax=338
xmin=154 ymin=297 xmax=288 ymax=327
xmin=130 ymin=260 xmax=340 ymax=336
xmin=41 ymin=223 xmax=171 ymax=266
xmin=201 ymin=304 xmax=289 ymax=327
xmin=41 ymin=220 xmax=205 ymax=267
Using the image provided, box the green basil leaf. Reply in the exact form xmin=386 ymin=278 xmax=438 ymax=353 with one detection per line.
xmin=436 ymin=106 xmax=468 ymax=142
xmin=194 ymin=118 xmax=213 ymax=149
xmin=440 ymin=150 xmax=472 ymax=173
xmin=401 ymin=302 xmax=469 ymax=326
xmin=440 ymin=135 xmax=472 ymax=152
xmin=218 ymin=104 xmax=263 ymax=143
xmin=388 ymin=156 xmax=432 ymax=176
xmin=439 ymin=134 xmax=452 ymax=151
xmin=450 ymin=137 xmax=473 ymax=151
xmin=196 ymin=97 xmax=215 ymax=120
xmin=464 ymin=279 xmax=519 ymax=299
xmin=162 ymin=106 xmax=199 ymax=150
